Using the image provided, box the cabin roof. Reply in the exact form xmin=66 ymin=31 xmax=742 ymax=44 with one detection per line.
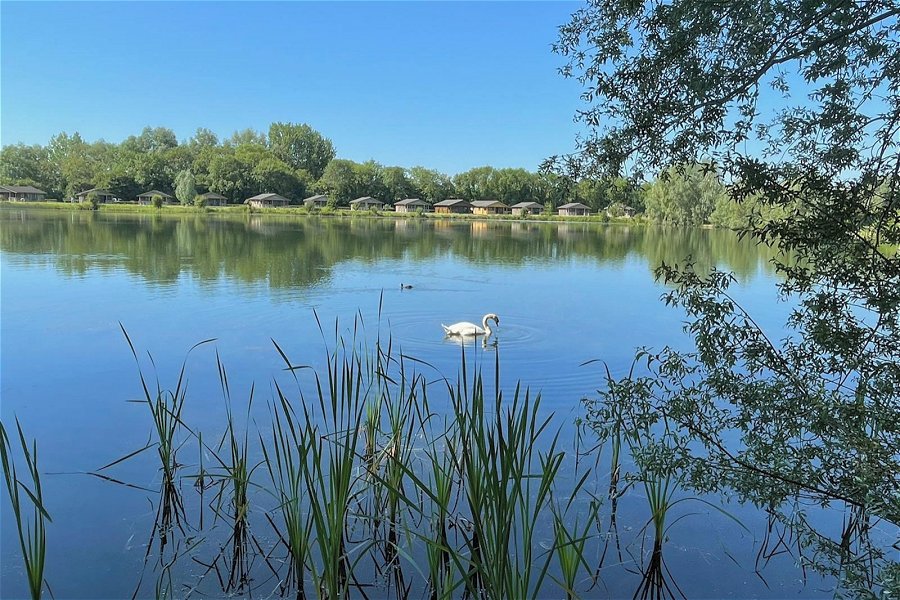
xmin=471 ymin=200 xmax=509 ymax=208
xmin=0 ymin=185 xmax=47 ymax=194
xmin=138 ymin=189 xmax=173 ymax=198
xmin=78 ymin=188 xmax=114 ymax=196
xmin=246 ymin=193 xmax=289 ymax=202
xmin=433 ymin=198 xmax=471 ymax=207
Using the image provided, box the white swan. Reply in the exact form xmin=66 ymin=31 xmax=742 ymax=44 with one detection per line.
xmin=442 ymin=313 xmax=499 ymax=337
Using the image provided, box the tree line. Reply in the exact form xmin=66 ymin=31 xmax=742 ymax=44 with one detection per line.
xmin=1 ymin=122 xmax=766 ymax=227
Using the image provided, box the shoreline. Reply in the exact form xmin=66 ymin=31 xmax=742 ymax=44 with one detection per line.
xmin=0 ymin=200 xmax=651 ymax=226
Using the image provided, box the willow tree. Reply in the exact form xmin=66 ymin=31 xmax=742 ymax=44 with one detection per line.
xmin=552 ymin=1 xmax=900 ymax=595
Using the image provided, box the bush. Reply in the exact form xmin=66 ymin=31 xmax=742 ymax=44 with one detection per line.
xmin=151 ymin=194 xmax=164 ymax=209
xmin=80 ymin=191 xmax=99 ymax=211
xmin=193 ymin=195 xmax=207 ymax=209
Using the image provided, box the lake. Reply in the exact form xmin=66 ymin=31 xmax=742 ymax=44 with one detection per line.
xmin=0 ymin=208 xmax=848 ymax=598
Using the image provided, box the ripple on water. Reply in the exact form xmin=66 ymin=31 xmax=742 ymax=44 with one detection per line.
xmin=378 ymin=310 xmax=605 ymax=410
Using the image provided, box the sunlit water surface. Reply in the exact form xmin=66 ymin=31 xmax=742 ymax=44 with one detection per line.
xmin=1 ymin=208 xmax=868 ymax=598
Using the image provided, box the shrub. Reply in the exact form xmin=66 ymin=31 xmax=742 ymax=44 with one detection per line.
xmin=151 ymin=194 xmax=164 ymax=209
xmin=80 ymin=191 xmax=100 ymax=211
xmin=193 ymin=195 xmax=207 ymax=209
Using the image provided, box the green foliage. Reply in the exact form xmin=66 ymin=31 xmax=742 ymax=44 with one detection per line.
xmin=174 ymin=170 xmax=196 ymax=205
xmin=0 ymin=144 xmax=49 ymax=190
xmin=408 ymin=166 xmax=455 ymax=202
xmin=82 ymin=191 xmax=100 ymax=211
xmin=1 ymin=419 xmax=51 ymax=600
xmin=557 ymin=0 xmax=900 ymax=593
xmin=643 ymin=164 xmax=724 ymax=226
xmin=151 ymin=194 xmax=164 ymax=209
xmin=193 ymin=194 xmax=207 ymax=208
xmin=268 ymin=122 xmax=335 ymax=180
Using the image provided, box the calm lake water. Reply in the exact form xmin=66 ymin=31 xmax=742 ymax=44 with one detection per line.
xmin=1 ymin=208 xmax=849 ymax=598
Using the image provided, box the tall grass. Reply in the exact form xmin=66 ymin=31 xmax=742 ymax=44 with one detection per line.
xmin=119 ymin=326 xmax=210 ymax=552
xmin=0 ymin=419 xmax=51 ymax=600
xmin=442 ymin=357 xmax=566 ymax=599
xmin=76 ymin=321 xmax=606 ymax=598
xmin=210 ymin=355 xmax=257 ymax=592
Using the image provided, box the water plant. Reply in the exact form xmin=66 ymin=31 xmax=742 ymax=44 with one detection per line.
xmin=0 ymin=419 xmax=51 ymax=600
xmin=263 ymin=382 xmax=314 ymax=599
xmin=445 ymin=358 xmax=567 ymax=599
xmin=120 ymin=325 xmax=203 ymax=553
xmin=210 ymin=355 xmax=258 ymax=592
xmin=79 ymin=321 xmax=607 ymax=598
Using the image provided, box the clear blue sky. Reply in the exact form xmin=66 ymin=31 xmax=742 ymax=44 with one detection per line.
xmin=1 ymin=1 xmax=584 ymax=175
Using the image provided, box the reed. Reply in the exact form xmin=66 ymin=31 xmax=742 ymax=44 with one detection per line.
xmin=0 ymin=419 xmax=51 ymax=600
xmin=633 ymin=467 xmax=680 ymax=600
xmin=552 ymin=505 xmax=596 ymax=600
xmin=95 ymin=321 xmax=603 ymax=598
xmin=263 ymin=383 xmax=314 ymax=599
xmin=209 ymin=355 xmax=257 ymax=593
xmin=267 ymin=325 xmax=376 ymax=599
xmin=423 ymin=449 xmax=457 ymax=600
xmin=119 ymin=326 xmax=208 ymax=552
xmin=445 ymin=355 xmax=567 ymax=600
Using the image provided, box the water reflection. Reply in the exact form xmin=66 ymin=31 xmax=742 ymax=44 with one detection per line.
xmin=0 ymin=208 xmax=783 ymax=289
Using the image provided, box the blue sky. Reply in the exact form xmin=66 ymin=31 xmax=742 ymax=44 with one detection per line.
xmin=1 ymin=1 xmax=584 ymax=174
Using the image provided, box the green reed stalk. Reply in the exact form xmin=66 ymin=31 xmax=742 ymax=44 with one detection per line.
xmin=119 ymin=326 xmax=208 ymax=551
xmin=446 ymin=353 xmax=568 ymax=600
xmin=0 ymin=419 xmax=51 ymax=600
xmin=270 ymin=325 xmax=375 ymax=599
xmin=552 ymin=510 xmax=594 ymax=600
xmin=211 ymin=364 xmax=256 ymax=593
xmin=262 ymin=382 xmax=313 ymax=600
xmin=634 ymin=469 xmax=679 ymax=600
xmin=424 ymin=448 xmax=457 ymax=600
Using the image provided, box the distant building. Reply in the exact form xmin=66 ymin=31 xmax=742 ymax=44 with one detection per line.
xmin=0 ymin=185 xmax=47 ymax=201
xmin=199 ymin=192 xmax=228 ymax=206
xmin=558 ymin=202 xmax=591 ymax=217
xmin=245 ymin=193 xmax=290 ymax=208
xmin=76 ymin=188 xmax=117 ymax=204
xmin=510 ymin=201 xmax=544 ymax=216
xmin=303 ymin=194 xmax=330 ymax=208
xmin=433 ymin=198 xmax=472 ymax=214
xmin=137 ymin=190 xmax=175 ymax=205
xmin=471 ymin=200 xmax=510 ymax=215
xmin=349 ymin=196 xmax=384 ymax=210
xmin=393 ymin=198 xmax=430 ymax=213
xmin=606 ymin=204 xmax=637 ymax=218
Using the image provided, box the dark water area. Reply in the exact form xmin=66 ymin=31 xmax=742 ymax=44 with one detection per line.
xmin=1 ymin=208 xmax=871 ymax=598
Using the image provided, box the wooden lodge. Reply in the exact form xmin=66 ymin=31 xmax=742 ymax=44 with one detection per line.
xmin=349 ymin=196 xmax=384 ymax=210
xmin=393 ymin=198 xmax=431 ymax=213
xmin=510 ymin=201 xmax=543 ymax=216
xmin=558 ymin=202 xmax=591 ymax=216
xmin=76 ymin=188 xmax=117 ymax=204
xmin=303 ymin=194 xmax=330 ymax=209
xmin=245 ymin=193 xmax=290 ymax=208
xmin=200 ymin=192 xmax=228 ymax=206
xmin=433 ymin=198 xmax=472 ymax=214
xmin=137 ymin=190 xmax=175 ymax=205
xmin=471 ymin=200 xmax=510 ymax=215
xmin=0 ymin=185 xmax=47 ymax=201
